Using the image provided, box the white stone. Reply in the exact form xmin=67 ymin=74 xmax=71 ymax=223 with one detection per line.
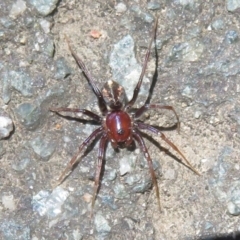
xmin=10 ymin=0 xmax=27 ymax=19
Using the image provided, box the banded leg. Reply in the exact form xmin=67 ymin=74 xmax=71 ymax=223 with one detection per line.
xmin=65 ymin=36 xmax=108 ymax=115
xmin=133 ymin=131 xmax=161 ymax=210
xmin=91 ymin=133 xmax=108 ymax=213
xmin=136 ymin=121 xmax=200 ymax=176
xmin=50 ymin=107 xmax=102 ymax=122
xmin=125 ymin=17 xmax=159 ymax=111
xmin=134 ymin=104 xmax=180 ymax=132
xmin=55 ymin=127 xmax=103 ymax=186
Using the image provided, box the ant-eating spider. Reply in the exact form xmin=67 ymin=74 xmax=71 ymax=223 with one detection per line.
xmin=50 ymin=17 xmax=200 ymax=213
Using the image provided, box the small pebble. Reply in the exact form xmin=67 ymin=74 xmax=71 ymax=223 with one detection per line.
xmin=32 ymin=187 xmax=69 ymax=217
xmin=10 ymin=0 xmax=27 ymax=19
xmin=29 ymin=0 xmax=59 ymax=16
xmin=0 ymin=116 xmax=14 ymax=139
xmin=30 ymin=135 xmax=56 ymax=161
xmin=227 ymin=0 xmax=240 ymax=12
xmin=94 ymin=213 xmax=111 ymax=234
xmin=115 ymin=2 xmax=127 ymax=13
xmin=2 ymin=194 xmax=16 ymax=211
xmin=39 ymin=19 xmax=51 ymax=33
xmin=147 ymin=1 xmax=161 ymax=10
xmin=225 ymin=30 xmax=238 ymax=44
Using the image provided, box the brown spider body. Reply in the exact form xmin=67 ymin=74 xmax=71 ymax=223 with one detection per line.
xmin=105 ymin=110 xmax=132 ymax=146
xmin=102 ymin=80 xmax=133 ymax=147
xmin=50 ymin=17 xmax=200 ymax=214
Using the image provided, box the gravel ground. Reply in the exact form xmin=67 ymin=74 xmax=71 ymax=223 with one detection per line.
xmin=1 ymin=1 xmax=240 ymax=240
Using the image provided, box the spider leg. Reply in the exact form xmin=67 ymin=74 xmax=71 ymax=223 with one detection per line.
xmin=91 ymin=133 xmax=108 ymax=216
xmin=55 ymin=127 xmax=103 ymax=187
xmin=134 ymin=104 xmax=180 ymax=132
xmin=50 ymin=107 xmax=102 ymax=122
xmin=65 ymin=36 xmax=108 ymax=115
xmin=125 ymin=17 xmax=159 ymax=111
xmin=133 ymin=131 xmax=161 ymax=210
xmin=136 ymin=122 xmax=200 ymax=176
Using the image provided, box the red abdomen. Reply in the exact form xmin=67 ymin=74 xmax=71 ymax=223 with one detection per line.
xmin=106 ymin=111 xmax=132 ymax=143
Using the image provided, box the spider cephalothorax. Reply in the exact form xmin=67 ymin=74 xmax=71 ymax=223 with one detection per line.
xmin=50 ymin=17 xmax=200 ymax=213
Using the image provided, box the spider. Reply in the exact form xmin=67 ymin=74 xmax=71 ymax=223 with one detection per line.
xmin=50 ymin=17 xmax=200 ymax=212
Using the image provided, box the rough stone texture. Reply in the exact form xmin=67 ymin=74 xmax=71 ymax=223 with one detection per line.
xmin=0 ymin=0 xmax=240 ymax=239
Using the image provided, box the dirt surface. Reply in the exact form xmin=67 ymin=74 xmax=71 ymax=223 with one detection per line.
xmin=0 ymin=1 xmax=240 ymax=239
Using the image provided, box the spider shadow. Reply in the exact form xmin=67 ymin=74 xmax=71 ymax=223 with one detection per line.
xmin=135 ymin=27 xmax=196 ymax=175
xmin=144 ymin=24 xmax=159 ymax=106
xmin=53 ymin=112 xmax=101 ymax=126
xmin=139 ymin=124 xmax=197 ymax=175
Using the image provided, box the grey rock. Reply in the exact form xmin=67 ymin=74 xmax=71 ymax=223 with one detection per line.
xmin=204 ymin=221 xmax=214 ymax=230
xmin=0 ymin=17 xmax=15 ymax=28
xmin=0 ymin=30 xmax=5 ymax=39
xmin=227 ymin=0 xmax=240 ymax=12
xmin=39 ymin=19 xmax=51 ymax=33
xmin=179 ymin=0 xmax=199 ymax=10
xmin=132 ymin=176 xmax=152 ymax=193
xmin=194 ymin=110 xmax=202 ymax=119
xmin=185 ymin=26 xmax=202 ymax=41
xmin=201 ymin=58 xmax=240 ymax=77
xmin=15 ymin=102 xmax=41 ymax=130
xmin=215 ymin=147 xmax=232 ymax=182
xmin=147 ymin=1 xmax=161 ymax=10
xmin=113 ymin=182 xmax=130 ymax=199
xmin=139 ymin=157 xmax=161 ymax=171
xmin=94 ymin=213 xmax=111 ymax=235
xmin=103 ymin=168 xmax=117 ymax=181
xmin=109 ymin=35 xmax=148 ymax=100
xmin=225 ymin=30 xmax=238 ymax=44
xmin=209 ymin=147 xmax=232 ymax=202
xmin=169 ymin=40 xmax=204 ymax=62
xmin=119 ymin=154 xmax=136 ymax=176
xmin=2 ymin=71 xmax=12 ymax=104
xmin=2 ymin=72 xmax=12 ymax=104
xmin=54 ymin=57 xmax=71 ymax=80
xmin=12 ymin=158 xmax=30 ymax=172
xmin=29 ymin=0 xmax=60 ymax=16
xmin=10 ymin=0 xmax=27 ymax=19
xmin=9 ymin=70 xmax=34 ymax=97
xmin=37 ymin=84 xmax=67 ymax=109
xmin=181 ymin=85 xmax=197 ymax=99
xmin=32 ymin=187 xmax=69 ymax=217
xmin=37 ymin=84 xmax=69 ymax=120
xmin=100 ymin=195 xmax=117 ymax=210
xmin=227 ymin=201 xmax=240 ymax=216
xmin=0 ymin=116 xmax=14 ymax=139
xmin=42 ymin=38 xmax=55 ymax=57
xmin=0 ymin=220 xmax=30 ymax=240
xmin=24 ymin=16 xmax=34 ymax=28
xmin=115 ymin=3 xmax=127 ymax=13
xmin=130 ymin=5 xmax=154 ymax=23
xmin=0 ymin=141 xmax=6 ymax=158
xmin=166 ymin=8 xmax=176 ymax=21
xmin=30 ymin=135 xmax=56 ymax=161
xmin=124 ymin=174 xmax=142 ymax=185
xmin=228 ymin=107 xmax=240 ymax=129
xmin=227 ymin=182 xmax=240 ymax=216
xmin=211 ymin=18 xmax=225 ymax=30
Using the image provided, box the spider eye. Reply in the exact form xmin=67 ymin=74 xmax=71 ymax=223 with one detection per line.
xmin=117 ymin=129 xmax=125 ymax=135
xmin=102 ymin=80 xmax=126 ymax=109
